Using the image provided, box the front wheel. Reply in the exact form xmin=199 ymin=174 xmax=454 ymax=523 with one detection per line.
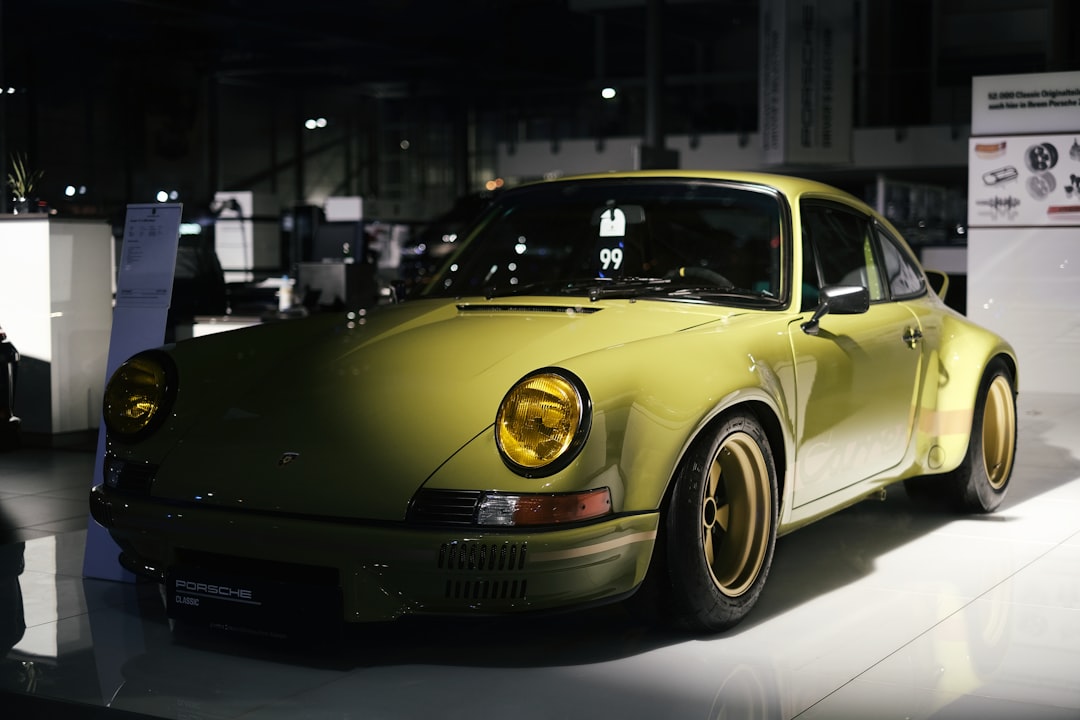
xmin=664 ymin=410 xmax=778 ymax=633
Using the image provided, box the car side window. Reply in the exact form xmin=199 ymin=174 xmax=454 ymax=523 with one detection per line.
xmin=800 ymin=202 xmax=885 ymax=302
xmin=875 ymin=227 xmax=926 ymax=299
xmin=800 ymin=225 xmax=822 ymax=311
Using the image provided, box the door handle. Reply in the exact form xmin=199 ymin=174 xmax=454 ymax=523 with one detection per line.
xmin=902 ymin=327 xmax=923 ymax=348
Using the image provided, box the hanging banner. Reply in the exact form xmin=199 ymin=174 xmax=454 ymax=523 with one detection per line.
xmin=760 ymin=0 xmax=854 ymax=166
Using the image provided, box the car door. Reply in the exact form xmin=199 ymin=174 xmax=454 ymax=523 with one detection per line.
xmin=789 ymin=201 xmax=925 ymax=507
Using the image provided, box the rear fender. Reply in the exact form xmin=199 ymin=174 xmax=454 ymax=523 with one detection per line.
xmin=914 ymin=314 xmax=1017 ymax=476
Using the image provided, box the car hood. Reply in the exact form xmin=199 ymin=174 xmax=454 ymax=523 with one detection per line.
xmin=149 ymin=297 xmax=734 ymax=520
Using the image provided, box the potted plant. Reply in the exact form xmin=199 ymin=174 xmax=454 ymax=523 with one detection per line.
xmin=7 ymin=153 xmax=43 ymax=214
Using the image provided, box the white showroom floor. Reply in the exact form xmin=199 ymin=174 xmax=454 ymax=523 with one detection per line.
xmin=1 ymin=392 xmax=1078 ymax=719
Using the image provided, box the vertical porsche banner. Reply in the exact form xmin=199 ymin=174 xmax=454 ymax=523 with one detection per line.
xmin=84 ymin=204 xmax=182 ymax=582
xmin=760 ymin=0 xmax=854 ymax=166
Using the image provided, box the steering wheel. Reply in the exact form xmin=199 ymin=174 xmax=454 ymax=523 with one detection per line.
xmin=668 ymin=266 xmax=735 ymax=290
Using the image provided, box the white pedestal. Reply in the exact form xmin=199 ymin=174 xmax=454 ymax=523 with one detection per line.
xmin=0 ymin=216 xmax=113 ymax=437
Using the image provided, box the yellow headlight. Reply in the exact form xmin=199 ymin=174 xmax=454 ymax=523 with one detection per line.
xmin=103 ymin=353 xmax=174 ymax=439
xmin=496 ymin=370 xmax=589 ymax=475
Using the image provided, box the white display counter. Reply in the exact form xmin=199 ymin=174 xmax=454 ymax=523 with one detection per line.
xmin=0 ymin=215 xmax=113 ymax=440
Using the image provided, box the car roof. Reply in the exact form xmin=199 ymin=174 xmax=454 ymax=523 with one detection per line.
xmin=539 ymin=169 xmax=854 ymax=198
xmin=511 ymin=169 xmax=916 ymax=260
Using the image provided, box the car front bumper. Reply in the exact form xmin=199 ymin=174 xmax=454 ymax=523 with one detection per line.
xmin=89 ymin=484 xmax=659 ymax=625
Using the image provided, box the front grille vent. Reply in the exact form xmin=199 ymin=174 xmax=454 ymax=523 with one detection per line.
xmin=408 ymin=489 xmax=481 ymax=525
xmin=438 ymin=540 xmax=528 ymax=572
xmin=445 ymin=578 xmax=527 ymax=601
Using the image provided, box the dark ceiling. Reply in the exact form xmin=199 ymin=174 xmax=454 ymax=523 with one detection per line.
xmin=1 ymin=0 xmax=1075 ymax=216
xmin=4 ymin=0 xmax=758 ymax=97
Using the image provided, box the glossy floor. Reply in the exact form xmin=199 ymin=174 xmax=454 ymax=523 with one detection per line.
xmin=1 ymin=392 xmax=1078 ymax=719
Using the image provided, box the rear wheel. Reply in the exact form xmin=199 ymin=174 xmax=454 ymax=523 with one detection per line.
xmin=904 ymin=359 xmax=1016 ymax=512
xmin=953 ymin=360 xmax=1016 ymax=512
xmin=664 ymin=410 xmax=778 ymax=632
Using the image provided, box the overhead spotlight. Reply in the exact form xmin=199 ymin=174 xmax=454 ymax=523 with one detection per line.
xmin=400 ymin=140 xmax=410 ymax=150
xmin=65 ymin=185 xmax=77 ymax=197
xmin=305 ymin=117 xmax=328 ymax=130
xmin=601 ymin=87 xmax=617 ymax=100
xmin=156 ymin=190 xmax=169 ymax=203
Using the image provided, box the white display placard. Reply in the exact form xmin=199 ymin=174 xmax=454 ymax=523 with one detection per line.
xmin=972 ymin=71 xmax=1080 ymax=136
xmin=967 ymin=133 xmax=1080 ymax=227
xmin=968 ymin=71 xmax=1080 ymax=396
xmin=84 ymin=203 xmax=182 ymax=582
xmin=115 ymin=204 xmax=183 ymax=307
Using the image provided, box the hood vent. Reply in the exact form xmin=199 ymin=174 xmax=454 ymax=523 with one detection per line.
xmin=457 ymin=303 xmax=601 ymax=315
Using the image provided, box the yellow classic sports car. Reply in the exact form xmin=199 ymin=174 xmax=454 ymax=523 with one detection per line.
xmin=90 ymin=171 xmax=1017 ymax=635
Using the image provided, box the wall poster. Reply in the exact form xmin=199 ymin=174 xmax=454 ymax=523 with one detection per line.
xmin=968 ymin=133 xmax=1080 ymax=227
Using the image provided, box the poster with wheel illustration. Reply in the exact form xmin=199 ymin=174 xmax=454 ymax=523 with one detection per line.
xmin=967 ymin=70 xmax=1079 ymax=395
xmin=967 ymin=133 xmax=1080 ymax=227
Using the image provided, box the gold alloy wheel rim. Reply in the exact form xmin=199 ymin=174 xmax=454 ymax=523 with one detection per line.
xmin=701 ymin=431 xmax=771 ymax=598
xmin=982 ymin=375 xmax=1016 ymax=491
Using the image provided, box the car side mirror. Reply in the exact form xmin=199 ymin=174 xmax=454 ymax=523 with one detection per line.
xmin=801 ymin=284 xmax=870 ymax=335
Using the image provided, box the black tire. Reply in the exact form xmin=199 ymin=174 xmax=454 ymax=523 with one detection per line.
xmin=664 ymin=410 xmax=778 ymax=632
xmin=904 ymin=359 xmax=1016 ymax=513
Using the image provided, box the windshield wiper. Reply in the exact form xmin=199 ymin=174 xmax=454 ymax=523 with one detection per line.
xmin=584 ymin=277 xmax=672 ymax=301
xmin=664 ymin=286 xmax=780 ymax=305
xmin=484 ymin=277 xmax=778 ymax=304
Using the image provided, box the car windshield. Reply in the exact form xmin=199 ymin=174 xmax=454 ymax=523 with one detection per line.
xmin=417 ymin=179 xmax=786 ymax=306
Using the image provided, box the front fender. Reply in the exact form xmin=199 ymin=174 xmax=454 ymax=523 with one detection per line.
xmin=425 ymin=319 xmax=798 ymax=515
